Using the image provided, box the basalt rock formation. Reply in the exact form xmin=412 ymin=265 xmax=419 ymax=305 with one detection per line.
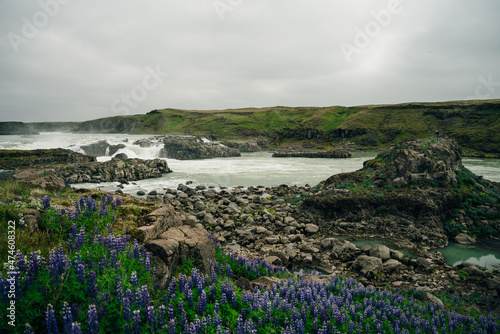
xmin=163 ymin=136 xmax=241 ymax=160
xmin=0 ymin=148 xmax=172 ymax=188
xmin=0 ymin=148 xmax=95 ymax=169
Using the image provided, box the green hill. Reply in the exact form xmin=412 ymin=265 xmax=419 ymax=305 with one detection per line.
xmin=23 ymin=99 xmax=500 ymax=154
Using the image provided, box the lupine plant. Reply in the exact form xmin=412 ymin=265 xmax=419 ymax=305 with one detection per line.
xmin=1 ymin=195 xmax=499 ymax=333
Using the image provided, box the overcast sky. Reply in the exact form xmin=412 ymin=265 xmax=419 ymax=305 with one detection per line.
xmin=1 ymin=0 xmax=499 ymax=122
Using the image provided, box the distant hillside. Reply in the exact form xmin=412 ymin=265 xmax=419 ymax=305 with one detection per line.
xmin=15 ymin=99 xmax=500 ymax=154
xmin=0 ymin=122 xmax=38 ymax=135
xmin=30 ymin=122 xmax=79 ymax=133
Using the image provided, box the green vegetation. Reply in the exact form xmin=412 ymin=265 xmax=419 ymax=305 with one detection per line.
xmin=29 ymin=99 xmax=499 ymax=154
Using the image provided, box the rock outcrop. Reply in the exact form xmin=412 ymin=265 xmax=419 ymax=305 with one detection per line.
xmin=301 ymin=138 xmax=499 ymax=249
xmin=80 ymin=140 xmax=125 ymax=157
xmin=145 ymin=225 xmax=216 ymax=280
xmin=0 ymin=148 xmax=95 ymax=169
xmin=2 ymin=148 xmax=172 ymax=188
xmin=59 ymin=157 xmax=171 ymax=183
xmin=272 ymin=149 xmax=351 ymax=158
xmin=224 ymin=140 xmax=268 ymax=152
xmin=163 ymin=136 xmax=241 ymax=160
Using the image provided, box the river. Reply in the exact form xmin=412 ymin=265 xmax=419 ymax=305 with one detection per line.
xmin=1 ymin=133 xmax=499 ymax=269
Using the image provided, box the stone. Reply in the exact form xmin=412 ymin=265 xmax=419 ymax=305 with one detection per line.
xmin=163 ymin=136 xmax=241 ymax=160
xmin=255 ymin=226 xmax=268 ymax=234
xmin=289 ymin=234 xmax=304 ymax=243
xmin=390 ymin=249 xmax=404 ymax=261
xmin=369 ymin=245 xmax=391 ymax=261
xmin=455 ymin=233 xmax=477 ymax=245
xmin=250 ymin=276 xmax=281 ymax=290
xmin=153 ymin=225 xmax=216 ymax=274
xmin=300 ymin=244 xmax=320 ymax=253
xmin=383 ymin=259 xmax=405 ymax=273
xmin=304 ymin=223 xmax=319 ymax=234
xmin=265 ymin=236 xmax=280 ymax=244
xmin=329 ymin=238 xmax=357 ymax=254
xmin=353 ymin=255 xmax=383 ymax=279
xmin=264 ymin=256 xmax=282 ymax=266
xmin=425 ymin=292 xmax=445 ymax=310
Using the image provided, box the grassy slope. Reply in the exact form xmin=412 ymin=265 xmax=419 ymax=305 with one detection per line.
xmin=29 ymin=99 xmax=500 ymax=153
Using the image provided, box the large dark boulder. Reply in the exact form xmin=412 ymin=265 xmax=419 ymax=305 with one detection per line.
xmin=163 ymin=136 xmax=241 ymax=160
xmin=145 ymin=226 xmax=216 ymax=278
xmin=80 ymin=140 xmax=126 ymax=157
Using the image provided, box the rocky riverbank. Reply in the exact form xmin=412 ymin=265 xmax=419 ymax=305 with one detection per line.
xmin=0 ymin=148 xmax=172 ymax=189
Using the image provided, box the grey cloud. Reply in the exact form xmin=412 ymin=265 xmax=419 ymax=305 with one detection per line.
xmin=1 ymin=0 xmax=499 ymax=122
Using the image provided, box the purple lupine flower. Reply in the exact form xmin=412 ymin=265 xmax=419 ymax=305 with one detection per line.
xmin=116 ymin=196 xmax=122 ymax=207
xmin=130 ymin=271 xmax=138 ymax=287
xmin=157 ymin=305 xmax=166 ymax=330
xmin=87 ymin=270 xmax=98 ymax=298
xmin=62 ymin=302 xmax=74 ymax=333
xmin=132 ymin=310 xmax=141 ymax=334
xmin=145 ymin=253 xmax=151 ymax=272
xmin=107 ymin=194 xmax=114 ymax=206
xmin=123 ymin=296 xmax=132 ymax=323
xmin=79 ymin=195 xmax=85 ymax=209
xmin=187 ymin=288 xmax=194 ymax=307
xmin=45 ymin=304 xmax=59 ymax=334
xmin=168 ymin=304 xmax=174 ymax=322
xmin=147 ymin=306 xmax=155 ymax=332
xmin=86 ymin=195 xmax=92 ymax=210
xmin=23 ymin=324 xmax=35 ymax=334
xmin=75 ymin=262 xmax=85 ymax=285
xmin=43 ymin=195 xmax=51 ymax=210
xmin=74 ymin=226 xmax=86 ymax=250
xmin=141 ymin=285 xmax=150 ymax=308
xmin=74 ymin=198 xmax=80 ymax=214
xmin=225 ymin=264 xmax=233 ymax=278
xmin=87 ymin=304 xmax=99 ymax=334
xmin=70 ymin=322 xmax=83 ymax=334
xmin=167 ymin=319 xmax=176 ymax=334
xmin=197 ymin=290 xmax=207 ymax=315
xmin=179 ymin=300 xmax=187 ymax=332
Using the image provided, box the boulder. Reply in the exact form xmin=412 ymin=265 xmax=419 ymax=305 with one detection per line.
xmin=163 ymin=136 xmax=241 ymax=160
xmin=264 ymin=256 xmax=282 ymax=266
xmin=137 ymin=205 xmax=183 ymax=242
xmin=304 ymin=223 xmax=319 ymax=234
xmin=369 ymin=245 xmax=391 ymax=261
xmin=326 ymin=238 xmax=357 ymax=254
xmin=146 ymin=225 xmax=216 ymax=277
xmin=250 ymin=276 xmax=281 ymax=290
xmin=383 ymin=259 xmax=405 ymax=273
xmin=353 ymin=255 xmax=383 ymax=278
xmin=455 ymin=233 xmax=477 ymax=245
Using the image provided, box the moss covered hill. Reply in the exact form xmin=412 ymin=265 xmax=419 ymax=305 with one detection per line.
xmin=23 ymin=99 xmax=500 ymax=154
